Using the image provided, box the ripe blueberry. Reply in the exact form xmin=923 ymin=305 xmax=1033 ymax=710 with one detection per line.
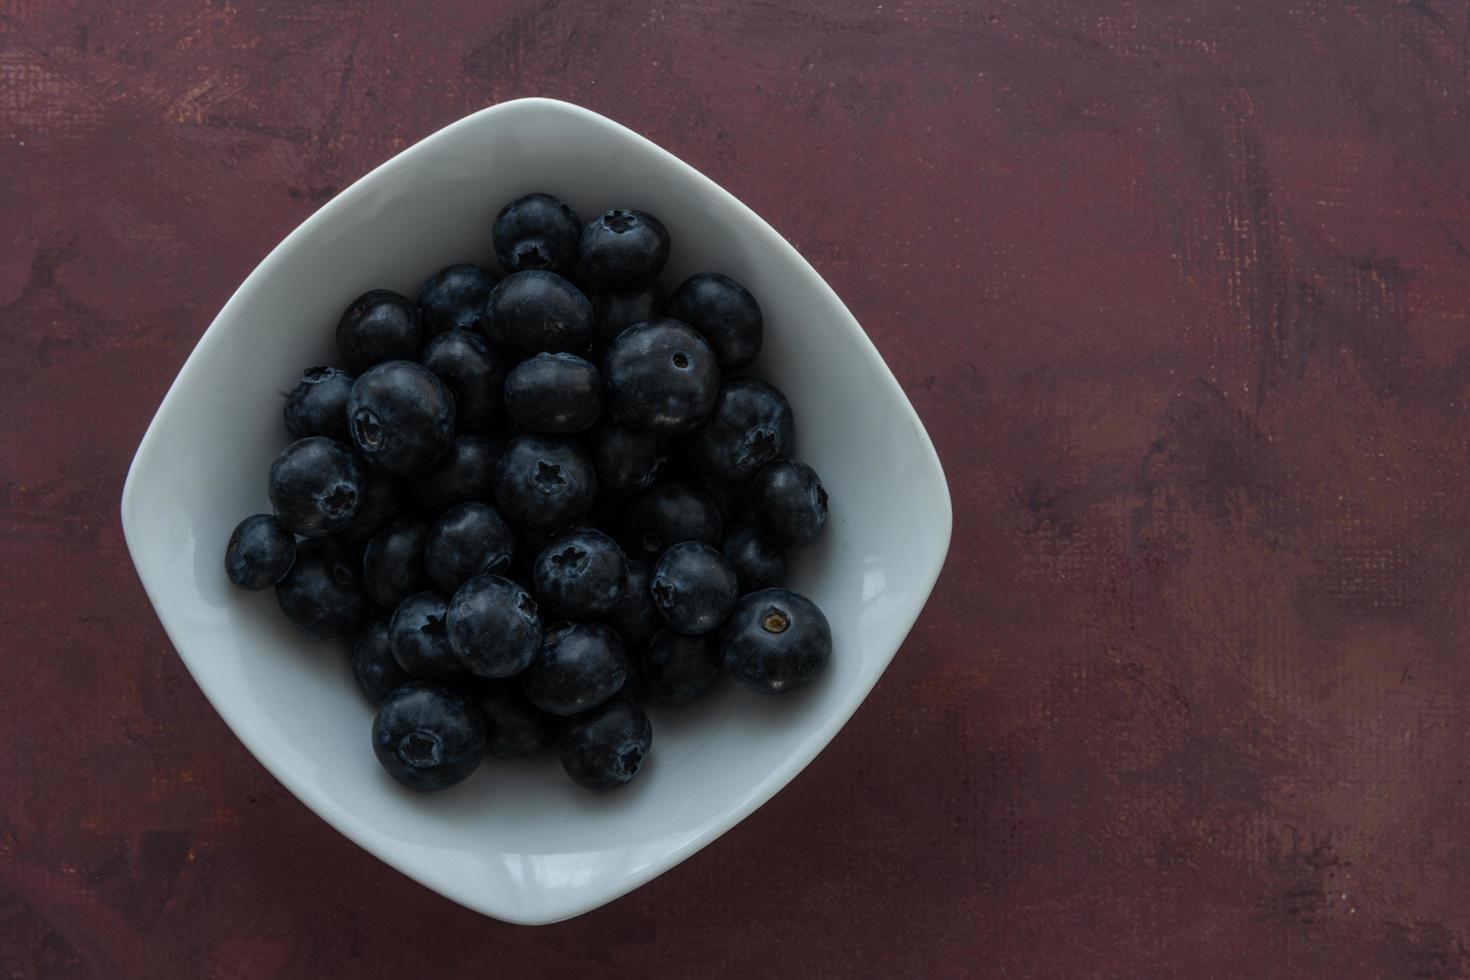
xmin=493 ymin=435 xmax=596 ymax=532
xmin=604 ymin=318 xmax=720 ymax=434
xmin=650 ymin=541 xmax=738 ymax=635
xmin=351 ymin=614 xmax=410 ymax=705
xmin=446 ymin=574 xmax=542 ymax=678
xmin=667 ymin=272 xmax=763 ymax=371
xmin=578 ymin=209 xmax=670 ymax=286
xmin=521 ymin=623 xmax=627 ymax=716
xmin=336 ymin=289 xmax=422 ymax=374
xmin=424 ymin=502 xmax=515 ymax=595
xmin=486 ymin=270 xmax=592 ymax=355
xmin=718 ymin=588 xmax=831 ymax=694
xmin=348 ymin=361 xmax=456 ymax=476
xmin=362 ymin=518 xmax=430 ymax=609
xmin=283 ymin=367 xmax=353 ymax=441
xmin=558 ymin=697 xmax=652 ymax=790
xmin=419 ymin=329 xmax=505 ymax=432
xmin=493 ymin=193 xmax=582 ymax=273
xmin=388 ymin=591 xmax=462 ymax=680
xmin=417 ymin=264 xmax=497 ymax=335
xmin=532 ymin=527 xmax=628 ymax=619
xmin=225 ymin=514 xmax=295 ymax=590
xmin=275 ymin=537 xmax=371 ymax=640
xmin=504 ymin=352 xmax=604 ymax=434
xmin=751 ymin=459 xmax=829 ymax=548
xmin=268 ymin=436 xmax=363 ymax=537
xmin=372 ymin=682 xmax=485 ymax=791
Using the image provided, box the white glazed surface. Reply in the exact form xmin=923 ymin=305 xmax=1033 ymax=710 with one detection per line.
xmin=119 ymin=98 xmax=952 ymax=925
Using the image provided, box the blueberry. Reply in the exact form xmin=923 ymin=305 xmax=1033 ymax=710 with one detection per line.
xmin=521 ymin=623 xmax=627 ymax=716
xmin=751 ymin=459 xmax=829 ymax=548
xmin=718 ymin=588 xmax=831 ymax=694
xmin=474 ymin=680 xmax=552 ymax=756
xmin=419 ymin=329 xmax=505 ymax=432
xmin=362 ymin=518 xmax=430 ymax=609
xmin=533 ymin=527 xmax=628 ymax=619
xmin=650 ymin=542 xmax=738 ymax=635
xmin=578 ymin=209 xmax=670 ymax=286
xmin=389 ymin=591 xmax=462 ymax=680
xmin=425 ymin=502 xmax=515 ymax=594
xmin=409 ymin=433 xmax=503 ymax=513
xmin=336 ymin=289 xmax=423 ymax=374
xmin=493 ymin=434 xmax=596 ymax=531
xmin=351 ymin=614 xmax=410 ymax=705
xmin=268 ymin=436 xmax=363 ymax=537
xmin=558 ymin=697 xmax=652 ymax=790
xmin=493 ymin=193 xmax=582 ymax=273
xmin=604 ymin=318 xmax=720 ymax=434
xmin=623 ymin=482 xmax=722 ymax=563
xmin=722 ymin=524 xmax=787 ymax=593
xmin=275 ymin=537 xmax=371 ymax=639
xmin=591 ymin=283 xmax=664 ymax=355
xmin=644 ymin=629 xmax=722 ymax=702
xmin=348 ymin=361 xmax=456 ymax=476
xmin=445 ymin=574 xmax=542 ymax=678
xmin=504 ymin=352 xmax=604 ymax=434
xmin=486 ymin=270 xmax=592 ymax=355
xmin=585 ymin=417 xmax=668 ymax=498
xmin=225 ymin=514 xmax=295 ymax=590
xmin=667 ymin=273 xmax=763 ymax=371
xmin=283 ymin=367 xmax=354 ymax=441
xmin=605 ymin=558 xmax=660 ymax=651
xmin=336 ymin=472 xmax=400 ymax=543
xmin=689 ymin=379 xmax=793 ymax=484
xmin=417 ymin=264 xmax=498 ymax=335
xmin=371 ymin=682 xmax=485 ymax=791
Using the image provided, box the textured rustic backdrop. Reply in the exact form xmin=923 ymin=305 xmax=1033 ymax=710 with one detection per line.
xmin=6 ymin=1 xmax=1470 ymax=976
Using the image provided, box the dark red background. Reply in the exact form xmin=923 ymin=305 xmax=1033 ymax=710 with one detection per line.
xmin=6 ymin=1 xmax=1470 ymax=976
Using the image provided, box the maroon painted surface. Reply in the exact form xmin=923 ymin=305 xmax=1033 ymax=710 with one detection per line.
xmin=5 ymin=1 xmax=1470 ymax=976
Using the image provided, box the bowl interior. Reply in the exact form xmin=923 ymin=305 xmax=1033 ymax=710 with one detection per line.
xmin=121 ymin=99 xmax=951 ymax=924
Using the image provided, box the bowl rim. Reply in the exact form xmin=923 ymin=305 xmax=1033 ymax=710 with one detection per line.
xmin=119 ymin=97 xmax=954 ymax=924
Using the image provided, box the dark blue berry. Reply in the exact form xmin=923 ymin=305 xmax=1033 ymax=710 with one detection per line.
xmin=650 ymin=541 xmax=738 ymax=635
xmin=533 ymin=527 xmax=628 ymax=619
xmin=275 ymin=537 xmax=371 ymax=640
xmin=283 ymin=367 xmax=353 ymax=441
xmin=337 ymin=472 xmax=400 ymax=543
xmin=521 ymin=623 xmax=627 ymax=716
xmin=494 ymin=193 xmax=582 ymax=273
xmin=409 ymin=433 xmax=503 ymax=513
xmin=578 ymin=209 xmax=670 ymax=286
xmin=751 ymin=459 xmax=829 ymax=548
xmin=225 ymin=514 xmax=295 ymax=590
xmin=351 ymin=614 xmax=410 ymax=705
xmin=604 ymin=318 xmax=720 ymax=434
xmin=493 ymin=434 xmax=596 ymax=532
xmin=689 ymin=379 xmax=793 ymax=484
xmin=445 ymin=575 xmax=542 ymax=678
xmin=425 ymin=502 xmax=515 ymax=594
xmin=719 ymin=588 xmax=831 ymax=694
xmin=623 ymin=482 xmax=722 ymax=563
xmin=362 ymin=518 xmax=430 ymax=609
xmin=591 ymin=283 xmax=664 ymax=355
xmin=644 ymin=629 xmax=722 ymax=702
xmin=348 ymin=361 xmax=456 ymax=476
xmin=388 ymin=591 xmax=462 ymax=680
xmin=605 ymin=558 xmax=660 ymax=651
xmin=372 ymin=682 xmax=485 ymax=791
xmin=504 ymin=352 xmax=604 ymax=434
xmin=268 ymin=436 xmax=363 ymax=537
xmin=585 ymin=417 xmax=668 ymax=498
xmin=474 ymin=680 xmax=552 ymax=756
xmin=486 ymin=270 xmax=592 ymax=355
xmin=558 ymin=697 xmax=652 ymax=790
xmin=336 ymin=289 xmax=422 ymax=374
xmin=722 ymin=524 xmax=787 ymax=593
xmin=667 ymin=272 xmax=763 ymax=371
xmin=417 ymin=264 xmax=497 ymax=335
xmin=418 ymin=329 xmax=505 ymax=432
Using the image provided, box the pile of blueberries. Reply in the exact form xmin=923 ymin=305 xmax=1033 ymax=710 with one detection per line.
xmin=224 ymin=193 xmax=831 ymax=794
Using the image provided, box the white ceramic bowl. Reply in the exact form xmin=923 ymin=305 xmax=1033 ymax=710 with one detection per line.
xmin=120 ymin=98 xmax=952 ymax=924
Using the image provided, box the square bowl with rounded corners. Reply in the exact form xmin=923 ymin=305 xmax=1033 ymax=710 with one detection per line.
xmin=120 ymin=97 xmax=952 ymax=925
